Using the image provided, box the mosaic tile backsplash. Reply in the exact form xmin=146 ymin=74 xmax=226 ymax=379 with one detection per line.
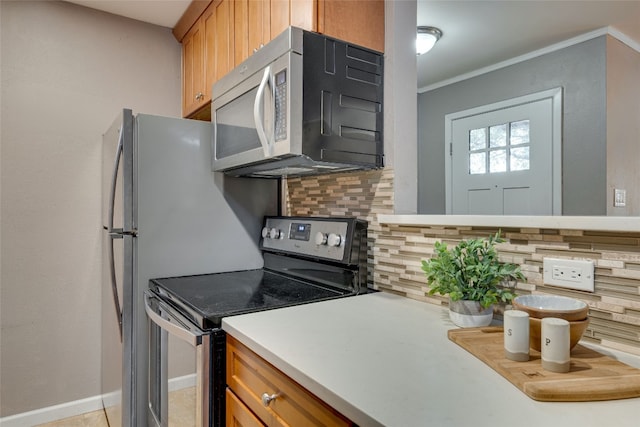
xmin=285 ymin=168 xmax=393 ymax=285
xmin=286 ymin=169 xmax=640 ymax=355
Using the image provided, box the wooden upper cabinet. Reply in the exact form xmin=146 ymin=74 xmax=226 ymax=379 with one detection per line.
xmin=318 ymin=0 xmax=385 ymax=52
xmin=204 ymin=0 xmax=234 ymax=92
xmin=234 ymin=0 xmax=316 ymax=67
xmin=182 ymin=20 xmax=206 ymax=117
xmin=181 ymin=0 xmax=234 ymax=118
xmin=271 ymin=0 xmax=316 ymax=39
xmin=178 ymin=0 xmax=385 ymax=118
xmin=234 ymin=0 xmax=270 ymax=67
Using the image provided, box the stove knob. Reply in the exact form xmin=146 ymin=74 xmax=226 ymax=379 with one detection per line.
xmin=327 ymin=233 xmax=343 ymax=247
xmin=261 ymin=227 xmax=270 ymax=239
xmin=315 ymin=231 xmax=328 ymax=245
xmin=269 ymin=228 xmax=282 ymax=239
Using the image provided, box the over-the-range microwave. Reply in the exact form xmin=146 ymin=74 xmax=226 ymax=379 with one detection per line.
xmin=211 ymin=26 xmax=384 ymax=178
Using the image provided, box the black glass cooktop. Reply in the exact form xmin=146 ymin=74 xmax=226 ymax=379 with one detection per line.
xmin=150 ymin=269 xmax=351 ymax=330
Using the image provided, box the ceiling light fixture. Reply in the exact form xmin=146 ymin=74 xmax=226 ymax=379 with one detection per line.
xmin=417 ymin=26 xmax=443 ymax=55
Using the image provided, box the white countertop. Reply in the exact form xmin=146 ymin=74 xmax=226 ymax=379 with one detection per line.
xmin=377 ymin=214 xmax=640 ymax=232
xmin=222 ymin=293 xmax=640 ymax=427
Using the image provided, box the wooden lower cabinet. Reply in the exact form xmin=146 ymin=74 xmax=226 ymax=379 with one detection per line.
xmin=226 ymin=335 xmax=353 ymax=427
xmin=226 ymin=388 xmax=265 ymax=427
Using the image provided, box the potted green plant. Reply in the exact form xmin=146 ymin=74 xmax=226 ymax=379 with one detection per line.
xmin=421 ymin=232 xmax=525 ymax=327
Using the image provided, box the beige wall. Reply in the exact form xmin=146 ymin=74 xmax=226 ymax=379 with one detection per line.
xmin=0 ymin=0 xmax=181 ymax=416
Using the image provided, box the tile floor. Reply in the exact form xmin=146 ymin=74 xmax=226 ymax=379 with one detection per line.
xmin=34 ymin=410 xmax=108 ymax=427
xmin=34 ymin=387 xmax=195 ymax=427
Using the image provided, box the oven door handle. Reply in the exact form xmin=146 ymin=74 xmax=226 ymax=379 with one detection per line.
xmin=144 ymin=291 xmax=203 ymax=347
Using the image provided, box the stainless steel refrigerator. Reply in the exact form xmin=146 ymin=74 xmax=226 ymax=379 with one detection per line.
xmin=101 ymin=109 xmax=277 ymax=427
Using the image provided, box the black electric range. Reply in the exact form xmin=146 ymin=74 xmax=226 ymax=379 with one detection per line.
xmin=149 ymin=216 xmax=368 ymax=329
xmin=145 ymin=216 xmax=369 ymax=427
xmin=150 ymin=265 xmax=354 ymax=330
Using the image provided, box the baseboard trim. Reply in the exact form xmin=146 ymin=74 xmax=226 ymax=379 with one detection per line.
xmin=169 ymin=373 xmax=196 ymax=392
xmin=0 ymin=374 xmax=197 ymax=427
xmin=0 ymin=395 xmax=104 ymax=427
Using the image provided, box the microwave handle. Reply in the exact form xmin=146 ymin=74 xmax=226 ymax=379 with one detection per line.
xmin=254 ymin=66 xmax=273 ymax=157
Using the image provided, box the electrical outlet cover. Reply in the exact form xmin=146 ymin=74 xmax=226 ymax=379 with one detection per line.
xmin=543 ymin=258 xmax=595 ymax=292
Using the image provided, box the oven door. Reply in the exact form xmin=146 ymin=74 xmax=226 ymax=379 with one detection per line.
xmin=211 ymin=51 xmax=302 ymax=172
xmin=144 ymin=291 xmax=213 ymax=427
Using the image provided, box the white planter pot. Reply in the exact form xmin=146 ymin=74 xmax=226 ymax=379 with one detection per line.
xmin=448 ymin=299 xmax=494 ymax=327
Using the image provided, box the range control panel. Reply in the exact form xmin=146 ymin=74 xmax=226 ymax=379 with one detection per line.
xmin=260 ymin=217 xmax=351 ymax=262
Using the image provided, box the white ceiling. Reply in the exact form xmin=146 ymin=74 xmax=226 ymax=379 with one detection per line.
xmin=65 ymin=0 xmax=191 ymax=28
xmin=65 ymin=0 xmax=640 ymax=90
xmin=418 ymin=0 xmax=640 ymax=90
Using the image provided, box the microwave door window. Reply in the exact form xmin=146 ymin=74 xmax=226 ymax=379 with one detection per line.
xmin=215 ymin=86 xmax=262 ymax=159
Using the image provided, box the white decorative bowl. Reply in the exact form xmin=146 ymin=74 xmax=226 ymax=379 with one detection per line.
xmin=512 ymin=294 xmax=588 ymax=321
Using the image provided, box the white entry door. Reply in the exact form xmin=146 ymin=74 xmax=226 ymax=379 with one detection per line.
xmin=445 ymin=88 xmax=562 ymax=215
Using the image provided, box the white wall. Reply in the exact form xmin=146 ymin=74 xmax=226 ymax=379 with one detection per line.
xmin=606 ymin=35 xmax=640 ymax=216
xmin=384 ymin=0 xmax=417 ymax=214
xmin=0 ymin=0 xmax=182 ymax=417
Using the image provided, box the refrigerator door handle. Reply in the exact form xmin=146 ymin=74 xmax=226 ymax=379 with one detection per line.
xmin=108 ymin=125 xmax=123 ymax=233
xmin=109 ymin=228 xmax=135 ymax=238
xmin=144 ymin=291 xmax=203 ymax=347
xmin=108 ymin=125 xmax=124 ymax=341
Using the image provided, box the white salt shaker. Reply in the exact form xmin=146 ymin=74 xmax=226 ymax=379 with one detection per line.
xmin=541 ymin=317 xmax=571 ymax=373
xmin=504 ymin=310 xmax=530 ymax=361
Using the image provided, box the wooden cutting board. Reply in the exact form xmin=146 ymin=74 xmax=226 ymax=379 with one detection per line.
xmin=448 ymin=326 xmax=640 ymax=401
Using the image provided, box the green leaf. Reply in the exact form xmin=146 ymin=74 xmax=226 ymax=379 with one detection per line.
xmin=421 ymin=231 xmax=525 ymax=305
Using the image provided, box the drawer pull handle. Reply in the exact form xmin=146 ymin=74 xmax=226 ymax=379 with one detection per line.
xmin=261 ymin=392 xmax=278 ymax=407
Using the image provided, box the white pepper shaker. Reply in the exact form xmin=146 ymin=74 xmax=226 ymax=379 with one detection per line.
xmin=541 ymin=317 xmax=571 ymax=373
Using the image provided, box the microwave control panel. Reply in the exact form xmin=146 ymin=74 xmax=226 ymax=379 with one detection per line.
xmin=274 ymin=69 xmax=287 ymax=142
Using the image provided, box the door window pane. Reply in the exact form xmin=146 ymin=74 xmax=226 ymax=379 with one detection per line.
xmin=510 ymin=120 xmax=530 ymax=145
xmin=467 ymin=120 xmax=532 ymax=175
xmin=489 ymin=124 xmax=507 ymax=148
xmin=469 ymin=152 xmax=486 ymax=174
xmin=510 ymin=146 xmax=530 ymax=171
xmin=489 ymin=149 xmax=507 ymax=173
xmin=469 ymin=128 xmax=486 ymax=151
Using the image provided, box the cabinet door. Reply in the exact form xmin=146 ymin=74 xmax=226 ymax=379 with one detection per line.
xmin=204 ymin=0 xmax=234 ymax=99
xmin=226 ymin=335 xmax=353 ymax=427
xmin=318 ymin=0 xmax=385 ymax=52
xmin=181 ymin=0 xmax=384 ymax=118
xmin=234 ymin=0 xmax=270 ymax=66
xmin=270 ymin=0 xmax=316 ymax=40
xmin=182 ymin=20 xmax=205 ymax=117
xmin=226 ymin=388 xmax=265 ymax=427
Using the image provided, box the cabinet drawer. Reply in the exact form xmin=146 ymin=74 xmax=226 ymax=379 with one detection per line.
xmin=226 ymin=335 xmax=352 ymax=427
xmin=226 ymin=388 xmax=265 ymax=427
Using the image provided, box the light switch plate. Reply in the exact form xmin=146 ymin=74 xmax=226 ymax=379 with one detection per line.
xmin=614 ymin=188 xmax=626 ymax=207
xmin=543 ymin=257 xmax=594 ymax=292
